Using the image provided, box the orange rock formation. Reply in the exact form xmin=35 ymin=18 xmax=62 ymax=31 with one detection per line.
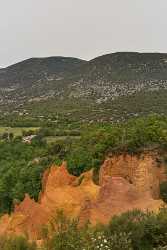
xmin=0 ymin=153 xmax=165 ymax=240
xmin=99 ymin=153 xmax=166 ymax=198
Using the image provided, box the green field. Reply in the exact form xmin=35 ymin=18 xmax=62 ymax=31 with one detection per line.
xmin=0 ymin=127 xmax=81 ymax=143
xmin=45 ymin=135 xmax=81 ymax=144
xmin=0 ymin=127 xmax=39 ymax=137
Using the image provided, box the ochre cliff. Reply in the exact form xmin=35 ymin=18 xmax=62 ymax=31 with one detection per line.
xmin=0 ymin=153 xmax=166 ymax=240
xmin=99 ymin=153 xmax=166 ymax=198
xmin=0 ymin=162 xmax=99 ymax=240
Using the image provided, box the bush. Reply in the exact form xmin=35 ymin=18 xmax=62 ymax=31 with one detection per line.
xmin=42 ymin=211 xmax=85 ymax=250
xmin=107 ymin=208 xmax=167 ymax=249
xmin=42 ymin=211 xmax=133 ymax=250
xmin=160 ymin=182 xmax=167 ymax=203
xmin=0 ymin=235 xmax=36 ymax=250
xmin=89 ymin=231 xmax=132 ymax=250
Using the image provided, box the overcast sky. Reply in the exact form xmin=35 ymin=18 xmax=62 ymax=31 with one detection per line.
xmin=0 ymin=0 xmax=167 ymax=66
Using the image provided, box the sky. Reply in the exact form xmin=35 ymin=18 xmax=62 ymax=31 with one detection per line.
xmin=0 ymin=0 xmax=167 ymax=66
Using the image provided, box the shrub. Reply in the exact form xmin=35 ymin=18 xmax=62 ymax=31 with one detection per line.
xmin=42 ymin=211 xmax=132 ymax=250
xmin=160 ymin=182 xmax=167 ymax=203
xmin=0 ymin=235 xmax=36 ymax=250
xmin=107 ymin=209 xmax=167 ymax=249
xmin=42 ymin=211 xmax=84 ymax=250
xmin=89 ymin=231 xmax=132 ymax=250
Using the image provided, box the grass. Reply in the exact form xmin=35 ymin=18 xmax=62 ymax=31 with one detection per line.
xmin=0 ymin=127 xmax=39 ymax=137
xmin=0 ymin=127 xmax=81 ymax=142
xmin=45 ymin=136 xmax=81 ymax=144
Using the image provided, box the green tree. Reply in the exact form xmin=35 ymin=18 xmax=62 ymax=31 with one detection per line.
xmin=160 ymin=182 xmax=167 ymax=203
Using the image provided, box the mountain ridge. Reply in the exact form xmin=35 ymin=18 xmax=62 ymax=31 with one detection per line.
xmin=1 ymin=52 xmax=167 ymax=124
xmin=0 ymin=56 xmax=86 ymax=88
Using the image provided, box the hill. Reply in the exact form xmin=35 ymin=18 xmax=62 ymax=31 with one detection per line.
xmin=0 ymin=56 xmax=85 ymax=88
xmin=61 ymin=52 xmax=167 ymax=105
xmin=1 ymin=52 xmax=167 ymax=125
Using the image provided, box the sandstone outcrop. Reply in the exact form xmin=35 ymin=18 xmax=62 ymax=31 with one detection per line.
xmin=99 ymin=153 xmax=166 ymax=198
xmin=0 ymin=194 xmax=48 ymax=240
xmin=80 ymin=176 xmax=163 ymax=225
xmin=0 ymin=153 xmax=165 ymax=240
xmin=0 ymin=162 xmax=99 ymax=240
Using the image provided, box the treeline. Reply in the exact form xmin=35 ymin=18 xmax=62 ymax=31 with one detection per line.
xmin=54 ymin=114 xmax=167 ymax=175
xmin=0 ymin=113 xmax=81 ymax=129
xmin=0 ymin=141 xmax=49 ymax=214
xmin=37 ymin=127 xmax=81 ymax=137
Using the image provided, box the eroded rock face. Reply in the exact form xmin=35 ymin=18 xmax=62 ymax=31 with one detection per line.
xmin=39 ymin=163 xmax=99 ymax=219
xmin=0 ymin=153 xmax=165 ymax=240
xmin=0 ymin=162 xmax=99 ymax=240
xmin=4 ymin=194 xmax=49 ymax=240
xmin=80 ymin=176 xmax=163 ymax=225
xmin=99 ymin=153 xmax=166 ymax=199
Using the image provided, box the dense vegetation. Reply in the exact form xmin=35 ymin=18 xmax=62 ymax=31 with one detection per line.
xmin=0 ymin=115 xmax=167 ymax=214
xmin=0 ymin=236 xmax=36 ymax=250
xmin=42 ymin=208 xmax=167 ymax=250
xmin=3 ymin=208 xmax=167 ymax=249
xmin=0 ymin=139 xmax=49 ymax=213
xmin=63 ymin=114 xmax=167 ymax=175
